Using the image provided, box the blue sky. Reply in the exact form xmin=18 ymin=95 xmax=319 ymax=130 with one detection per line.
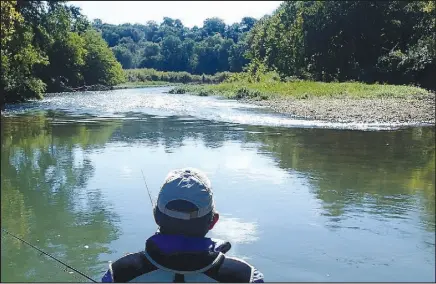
xmin=69 ymin=1 xmax=282 ymax=27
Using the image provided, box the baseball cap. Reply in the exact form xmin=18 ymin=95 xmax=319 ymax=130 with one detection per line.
xmin=156 ymin=168 xmax=215 ymax=220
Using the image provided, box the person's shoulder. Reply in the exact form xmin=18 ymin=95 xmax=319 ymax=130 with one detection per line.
xmin=111 ymin=251 xmax=154 ymax=272
xmin=107 ymin=252 xmax=158 ymax=282
xmin=112 ymin=252 xmax=146 ymax=266
xmin=218 ymin=256 xmax=264 ymax=283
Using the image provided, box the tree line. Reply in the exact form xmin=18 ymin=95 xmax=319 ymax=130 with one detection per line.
xmin=246 ymin=1 xmax=436 ymax=90
xmin=1 ymin=0 xmax=125 ymax=104
xmin=92 ymin=16 xmax=257 ymax=75
xmin=2 ymin=1 xmax=434 ymax=105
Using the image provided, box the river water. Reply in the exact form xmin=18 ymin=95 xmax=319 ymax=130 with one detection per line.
xmin=1 ymin=87 xmax=435 ymax=282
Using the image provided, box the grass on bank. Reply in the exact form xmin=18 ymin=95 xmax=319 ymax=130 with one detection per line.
xmin=113 ymin=68 xmax=232 ymax=89
xmin=169 ymin=81 xmax=434 ymax=100
xmin=116 ymin=68 xmax=433 ymax=100
xmin=123 ymin=68 xmax=232 ymax=84
xmin=168 ymin=72 xmax=434 ymax=100
xmin=113 ymin=81 xmax=178 ymax=89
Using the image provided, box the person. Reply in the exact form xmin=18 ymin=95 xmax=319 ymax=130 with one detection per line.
xmin=101 ymin=168 xmax=264 ymax=283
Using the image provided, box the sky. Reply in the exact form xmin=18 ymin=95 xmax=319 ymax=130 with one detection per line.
xmin=69 ymin=1 xmax=282 ymax=27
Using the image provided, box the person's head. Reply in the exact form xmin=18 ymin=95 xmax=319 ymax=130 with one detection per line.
xmin=153 ymin=168 xmax=219 ymax=237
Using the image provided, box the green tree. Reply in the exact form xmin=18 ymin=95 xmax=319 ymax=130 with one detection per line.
xmin=229 ymin=34 xmax=250 ymax=72
xmin=1 ymin=1 xmax=130 ymax=103
xmin=1 ymin=0 xmax=48 ymax=104
xmin=95 ymin=15 xmax=257 ymax=75
xmin=160 ymin=35 xmax=183 ymax=71
xmin=112 ymin=45 xmax=134 ymax=69
xmin=194 ymin=34 xmax=231 ymax=74
xmin=203 ymin=17 xmax=226 ymax=36
xmin=247 ymin=0 xmax=436 ymax=89
xmin=138 ymin=41 xmax=161 ymax=69
xmin=102 ymin=30 xmax=120 ymax=47
xmin=81 ymin=30 xmax=125 ymax=86
xmin=240 ymin=17 xmax=257 ymax=33
xmin=45 ymin=32 xmax=87 ymax=91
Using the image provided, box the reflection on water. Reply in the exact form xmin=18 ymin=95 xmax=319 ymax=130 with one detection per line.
xmin=210 ymin=216 xmax=259 ymax=244
xmin=244 ymin=126 xmax=435 ymax=233
xmin=1 ymin=89 xmax=435 ymax=282
xmin=1 ymin=114 xmax=122 ymax=282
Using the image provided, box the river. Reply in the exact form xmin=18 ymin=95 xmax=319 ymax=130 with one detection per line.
xmin=1 ymin=87 xmax=435 ymax=282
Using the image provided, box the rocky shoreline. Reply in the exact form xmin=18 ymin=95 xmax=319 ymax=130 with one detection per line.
xmin=244 ymin=94 xmax=435 ymax=125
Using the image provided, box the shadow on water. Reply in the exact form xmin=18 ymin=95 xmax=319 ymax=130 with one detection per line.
xmin=1 ymin=104 xmax=435 ymax=281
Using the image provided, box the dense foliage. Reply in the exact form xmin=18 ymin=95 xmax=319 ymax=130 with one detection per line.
xmin=93 ymin=16 xmax=257 ymax=74
xmin=2 ymin=1 xmax=434 ymax=105
xmin=247 ymin=1 xmax=436 ymax=90
xmin=1 ymin=1 xmax=124 ymax=104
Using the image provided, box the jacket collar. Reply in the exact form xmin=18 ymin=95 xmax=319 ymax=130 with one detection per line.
xmin=145 ymin=233 xmax=231 ymax=255
xmin=143 ymin=233 xmax=231 ymax=272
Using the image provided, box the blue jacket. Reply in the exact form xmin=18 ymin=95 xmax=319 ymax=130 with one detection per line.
xmin=101 ymin=233 xmax=264 ymax=282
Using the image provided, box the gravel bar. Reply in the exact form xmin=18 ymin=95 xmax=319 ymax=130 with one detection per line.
xmin=245 ymin=94 xmax=435 ymax=125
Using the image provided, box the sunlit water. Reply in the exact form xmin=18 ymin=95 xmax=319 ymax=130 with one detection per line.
xmin=1 ymin=87 xmax=435 ymax=282
xmin=3 ymin=87 xmax=430 ymax=131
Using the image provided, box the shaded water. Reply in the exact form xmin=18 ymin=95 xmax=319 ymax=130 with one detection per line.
xmin=1 ymin=87 xmax=435 ymax=282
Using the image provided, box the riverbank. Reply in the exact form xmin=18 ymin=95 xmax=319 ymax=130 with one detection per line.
xmin=112 ymin=81 xmax=178 ymax=89
xmin=247 ymin=95 xmax=435 ymax=124
xmin=169 ymin=81 xmax=435 ymax=124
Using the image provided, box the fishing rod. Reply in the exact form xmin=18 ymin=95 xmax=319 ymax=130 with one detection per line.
xmin=2 ymin=172 xmax=154 ymax=283
xmin=141 ymin=169 xmax=155 ymax=208
xmin=1 ymin=228 xmax=97 ymax=283
xmin=137 ymin=170 xmax=293 ymax=268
